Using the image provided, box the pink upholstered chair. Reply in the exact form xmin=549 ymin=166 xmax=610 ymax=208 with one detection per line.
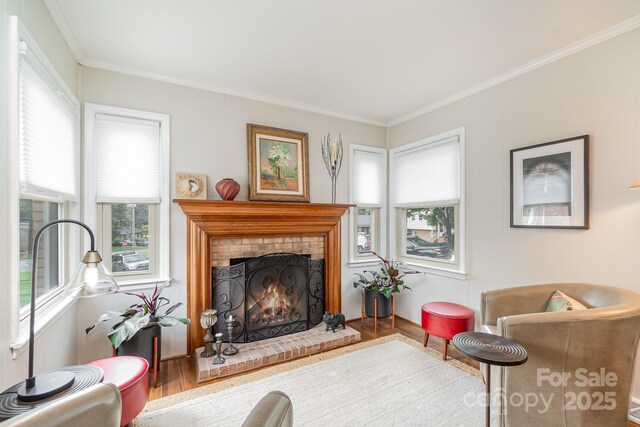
xmin=87 ymin=356 xmax=149 ymax=427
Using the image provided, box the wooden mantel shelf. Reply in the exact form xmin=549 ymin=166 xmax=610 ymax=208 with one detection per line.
xmin=174 ymin=199 xmax=353 ymax=354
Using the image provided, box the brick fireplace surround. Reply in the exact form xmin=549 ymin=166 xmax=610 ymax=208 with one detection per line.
xmin=175 ymin=200 xmax=352 ymax=354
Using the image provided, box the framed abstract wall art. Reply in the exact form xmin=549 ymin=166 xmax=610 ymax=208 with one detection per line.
xmin=247 ymin=124 xmax=310 ymax=202
xmin=510 ymin=135 xmax=589 ymax=229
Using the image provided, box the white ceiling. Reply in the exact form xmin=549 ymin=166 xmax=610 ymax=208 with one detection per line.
xmin=47 ymin=0 xmax=640 ymax=126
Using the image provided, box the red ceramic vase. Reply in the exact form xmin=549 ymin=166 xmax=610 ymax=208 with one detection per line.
xmin=215 ymin=178 xmax=240 ymax=201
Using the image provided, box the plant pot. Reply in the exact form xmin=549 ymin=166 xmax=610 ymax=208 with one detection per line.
xmin=115 ymin=324 xmax=161 ymax=370
xmin=364 ymin=289 xmax=393 ymax=318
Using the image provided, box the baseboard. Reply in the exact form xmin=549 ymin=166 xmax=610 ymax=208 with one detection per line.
xmin=394 ymin=314 xmax=421 ymax=328
xmin=161 ymin=354 xmax=188 ymax=362
xmin=346 ymin=314 xmax=421 ymax=328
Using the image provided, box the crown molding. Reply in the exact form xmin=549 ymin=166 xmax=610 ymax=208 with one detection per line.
xmin=43 ymin=0 xmax=83 ymax=61
xmin=78 ymin=59 xmax=387 ymax=127
xmin=44 ymin=2 xmax=640 ymax=130
xmin=387 ymin=14 xmax=640 ymax=127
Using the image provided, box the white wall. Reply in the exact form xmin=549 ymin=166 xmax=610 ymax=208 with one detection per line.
xmin=387 ymin=27 xmax=640 ymax=397
xmin=77 ymin=66 xmax=387 ymax=362
xmin=0 ymin=0 xmax=79 ymax=391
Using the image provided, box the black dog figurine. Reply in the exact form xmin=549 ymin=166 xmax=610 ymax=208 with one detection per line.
xmin=323 ymin=311 xmax=346 ymax=333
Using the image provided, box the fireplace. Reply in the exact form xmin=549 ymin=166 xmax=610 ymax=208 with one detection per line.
xmin=213 ymin=253 xmax=324 ymax=342
xmin=175 ymin=200 xmax=351 ymax=353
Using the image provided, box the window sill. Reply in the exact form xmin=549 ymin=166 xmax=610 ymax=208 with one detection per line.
xmin=115 ymin=277 xmax=173 ymax=291
xmin=11 ymin=295 xmax=77 ymax=359
xmin=403 ymin=262 xmax=467 ymax=281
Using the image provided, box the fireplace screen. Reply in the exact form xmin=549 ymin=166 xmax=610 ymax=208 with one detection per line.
xmin=213 ymin=253 xmax=324 ymax=342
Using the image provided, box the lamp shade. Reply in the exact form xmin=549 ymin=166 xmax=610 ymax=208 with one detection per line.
xmin=64 ymin=251 xmax=119 ymax=298
xmin=630 ymin=179 xmax=640 ymax=189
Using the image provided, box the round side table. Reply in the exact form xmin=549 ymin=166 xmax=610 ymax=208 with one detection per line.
xmin=452 ymin=332 xmax=527 ymax=427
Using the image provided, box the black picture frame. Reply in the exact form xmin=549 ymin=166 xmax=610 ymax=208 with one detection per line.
xmin=510 ymin=135 xmax=589 ymax=229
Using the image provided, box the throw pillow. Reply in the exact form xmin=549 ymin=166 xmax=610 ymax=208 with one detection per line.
xmin=546 ymin=290 xmax=588 ymax=312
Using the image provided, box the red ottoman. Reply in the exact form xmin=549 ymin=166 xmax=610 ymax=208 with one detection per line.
xmin=421 ymin=302 xmax=474 ymax=360
xmin=88 ymin=356 xmax=149 ymax=427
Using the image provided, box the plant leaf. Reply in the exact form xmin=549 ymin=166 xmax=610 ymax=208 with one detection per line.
xmin=119 ymin=308 xmax=139 ymax=317
xmin=379 ymin=287 xmax=392 ymax=298
xmin=163 ymin=302 xmax=183 ymax=316
xmin=86 ymin=310 xmax=131 ymax=335
xmin=107 ymin=313 xmax=146 ymax=349
xmin=159 ymin=316 xmax=190 ymax=326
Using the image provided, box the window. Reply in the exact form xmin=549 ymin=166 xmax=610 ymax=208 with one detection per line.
xmin=105 ymin=203 xmax=155 ymax=276
xmin=350 ymin=145 xmax=386 ymax=263
xmin=85 ymin=104 xmax=170 ymax=285
xmin=14 ymin=19 xmax=80 ymax=314
xmin=19 ymin=200 xmax=61 ymax=308
xmin=390 ymin=128 xmax=465 ymax=276
xmin=402 ymin=206 xmax=457 ymax=262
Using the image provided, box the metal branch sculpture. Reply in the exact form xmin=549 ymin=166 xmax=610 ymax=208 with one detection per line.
xmin=321 ymin=133 xmax=344 ymax=203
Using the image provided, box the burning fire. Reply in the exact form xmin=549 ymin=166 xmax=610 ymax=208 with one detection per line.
xmin=251 ymin=283 xmax=292 ymax=320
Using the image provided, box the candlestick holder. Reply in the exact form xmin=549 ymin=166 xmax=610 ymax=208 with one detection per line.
xmin=223 ymin=316 xmax=239 ymax=356
xmin=212 ymin=333 xmax=225 ymax=365
xmin=321 ymin=132 xmax=343 ymax=204
xmin=200 ymin=309 xmax=217 ymax=358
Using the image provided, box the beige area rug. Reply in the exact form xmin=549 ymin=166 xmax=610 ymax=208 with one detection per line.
xmin=135 ymin=334 xmax=490 ymax=426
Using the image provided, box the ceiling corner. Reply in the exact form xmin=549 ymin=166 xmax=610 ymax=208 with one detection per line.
xmin=43 ymin=0 xmax=84 ymax=61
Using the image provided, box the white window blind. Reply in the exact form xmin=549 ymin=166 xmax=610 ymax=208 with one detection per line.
xmin=353 ymin=149 xmax=384 ymax=205
xmin=94 ymin=114 xmax=161 ymax=203
xmin=19 ymin=46 xmax=79 ymax=200
xmin=392 ymin=136 xmax=459 ymax=206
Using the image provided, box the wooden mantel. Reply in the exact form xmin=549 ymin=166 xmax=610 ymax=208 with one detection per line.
xmin=174 ymin=199 xmax=353 ymax=354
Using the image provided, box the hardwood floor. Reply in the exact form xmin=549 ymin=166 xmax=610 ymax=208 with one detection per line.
xmin=148 ymin=316 xmax=476 ymax=401
xmin=352 ymin=315 xmax=480 ymax=369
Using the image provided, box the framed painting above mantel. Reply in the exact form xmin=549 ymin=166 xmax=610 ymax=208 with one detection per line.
xmin=510 ymin=135 xmax=589 ymax=229
xmin=247 ymin=123 xmax=310 ymax=202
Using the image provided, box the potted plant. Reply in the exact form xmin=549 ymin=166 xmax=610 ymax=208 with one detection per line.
xmin=353 ymin=252 xmax=423 ymax=317
xmin=86 ymin=285 xmax=190 ymax=368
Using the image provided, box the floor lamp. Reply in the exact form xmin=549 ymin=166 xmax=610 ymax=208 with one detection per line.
xmin=15 ymin=219 xmax=119 ymax=402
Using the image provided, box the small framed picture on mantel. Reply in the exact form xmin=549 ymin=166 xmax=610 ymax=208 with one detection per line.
xmin=510 ymin=135 xmax=589 ymax=229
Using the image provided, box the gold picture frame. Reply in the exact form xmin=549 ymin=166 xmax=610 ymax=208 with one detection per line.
xmin=247 ymin=124 xmax=310 ymax=202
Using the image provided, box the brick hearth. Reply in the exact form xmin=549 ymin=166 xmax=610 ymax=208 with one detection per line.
xmin=195 ymin=324 xmax=361 ymax=382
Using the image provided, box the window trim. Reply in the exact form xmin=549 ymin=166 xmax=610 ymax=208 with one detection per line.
xmin=389 ymin=128 xmax=466 ymax=278
xmin=348 ymin=144 xmax=387 ymax=266
xmin=9 ymin=17 xmax=81 ymax=353
xmin=84 ymin=103 xmax=171 ymax=287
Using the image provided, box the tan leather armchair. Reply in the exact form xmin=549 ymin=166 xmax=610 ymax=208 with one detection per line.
xmin=0 ymin=383 xmax=122 ymax=427
xmin=481 ymin=283 xmax=640 ymax=427
xmin=0 ymin=385 xmax=291 ymax=427
xmin=242 ymin=390 xmax=293 ymax=427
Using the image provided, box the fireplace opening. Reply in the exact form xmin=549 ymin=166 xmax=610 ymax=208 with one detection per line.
xmin=212 ymin=253 xmax=324 ymax=342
